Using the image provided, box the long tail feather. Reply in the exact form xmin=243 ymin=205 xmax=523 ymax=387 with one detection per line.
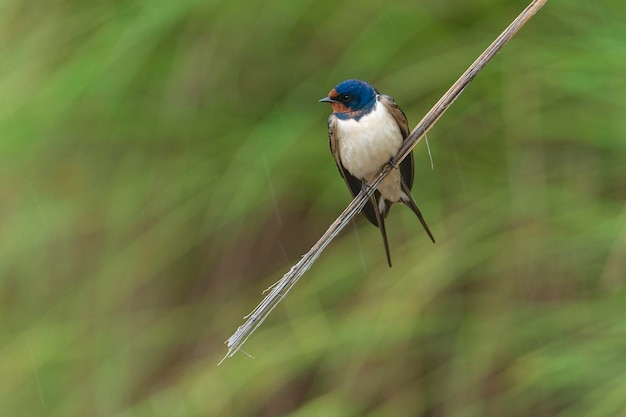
xmin=370 ymin=193 xmax=392 ymax=267
xmin=400 ymin=178 xmax=436 ymax=243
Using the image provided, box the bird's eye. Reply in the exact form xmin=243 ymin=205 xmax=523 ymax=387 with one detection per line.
xmin=341 ymin=94 xmax=350 ymax=102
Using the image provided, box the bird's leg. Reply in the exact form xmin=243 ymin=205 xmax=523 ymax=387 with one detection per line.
xmin=360 ymin=181 xmax=370 ymax=194
xmin=387 ymin=156 xmax=399 ymax=169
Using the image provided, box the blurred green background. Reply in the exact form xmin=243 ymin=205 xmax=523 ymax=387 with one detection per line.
xmin=1 ymin=0 xmax=625 ymax=415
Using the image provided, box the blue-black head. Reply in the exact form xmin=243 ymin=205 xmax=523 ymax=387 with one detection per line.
xmin=319 ymin=79 xmax=378 ymax=117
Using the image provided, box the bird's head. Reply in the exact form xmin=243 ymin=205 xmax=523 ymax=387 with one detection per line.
xmin=319 ymin=79 xmax=377 ymax=115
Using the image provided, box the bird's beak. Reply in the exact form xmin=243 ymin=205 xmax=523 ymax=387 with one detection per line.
xmin=319 ymin=96 xmax=337 ymax=103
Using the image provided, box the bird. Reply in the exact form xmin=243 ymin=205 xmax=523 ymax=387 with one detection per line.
xmin=319 ymin=79 xmax=435 ymax=267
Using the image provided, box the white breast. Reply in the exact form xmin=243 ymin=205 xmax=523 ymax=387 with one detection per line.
xmin=336 ymin=101 xmax=403 ymax=181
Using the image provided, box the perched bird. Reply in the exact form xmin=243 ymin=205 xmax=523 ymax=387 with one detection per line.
xmin=320 ymin=79 xmax=435 ymax=267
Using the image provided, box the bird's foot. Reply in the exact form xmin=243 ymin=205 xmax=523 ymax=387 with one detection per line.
xmin=360 ymin=181 xmax=373 ymax=195
xmin=388 ymin=156 xmax=399 ymax=169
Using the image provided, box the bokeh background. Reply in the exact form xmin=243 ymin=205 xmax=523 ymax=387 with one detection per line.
xmin=2 ymin=0 xmax=625 ymax=416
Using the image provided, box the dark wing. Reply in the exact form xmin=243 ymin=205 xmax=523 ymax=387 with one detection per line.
xmin=328 ymin=114 xmax=380 ymax=227
xmin=378 ymin=94 xmax=414 ymax=191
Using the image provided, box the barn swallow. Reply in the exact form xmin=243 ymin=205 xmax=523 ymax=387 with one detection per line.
xmin=320 ymin=79 xmax=435 ymax=267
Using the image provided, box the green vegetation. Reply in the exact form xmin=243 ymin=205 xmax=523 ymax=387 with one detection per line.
xmin=1 ymin=1 xmax=624 ymax=416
